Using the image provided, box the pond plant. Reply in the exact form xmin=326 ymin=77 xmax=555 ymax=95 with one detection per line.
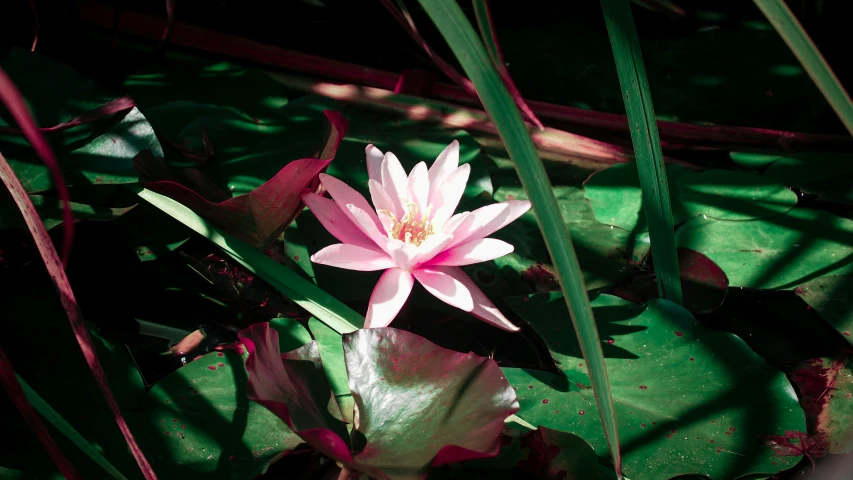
xmin=1 ymin=1 xmax=852 ymax=479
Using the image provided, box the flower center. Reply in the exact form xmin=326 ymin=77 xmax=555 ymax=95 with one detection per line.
xmin=381 ymin=202 xmax=434 ymax=246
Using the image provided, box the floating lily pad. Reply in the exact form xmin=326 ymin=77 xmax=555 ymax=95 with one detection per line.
xmin=0 ymin=48 xmax=161 ymax=193
xmin=239 ymin=323 xmax=519 ymax=479
xmin=677 ymin=170 xmax=797 ymax=221
xmin=515 ymin=427 xmax=599 ymax=480
xmin=761 ymin=152 xmax=853 ymax=186
xmin=613 ymin=247 xmax=729 ymax=314
xmin=131 ymin=348 xmax=303 ymax=479
xmin=789 ymin=357 xmax=853 ymax=454
xmin=502 ymin=293 xmax=805 ymax=480
xmin=795 ymin=275 xmax=853 ymax=346
xmin=486 ymin=186 xmax=648 ymax=294
xmin=676 ymin=208 xmax=853 ymax=289
xmin=583 ymin=163 xmax=691 ymax=231
xmin=343 ymin=327 xmax=519 ymax=480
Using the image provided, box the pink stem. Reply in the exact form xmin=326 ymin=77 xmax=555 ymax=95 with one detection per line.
xmin=27 ymin=0 xmax=40 ymax=51
xmin=0 ymin=68 xmax=74 ymax=267
xmin=0 ymin=347 xmax=82 ymax=480
xmin=0 ymin=95 xmax=136 ymax=135
xmin=472 ymin=0 xmax=545 ymax=129
xmin=378 ymin=0 xmax=479 ymax=99
xmin=157 ymin=0 xmax=176 ymax=50
xmin=0 ymin=152 xmax=158 ymax=480
xmin=76 ymin=3 xmax=853 ymax=152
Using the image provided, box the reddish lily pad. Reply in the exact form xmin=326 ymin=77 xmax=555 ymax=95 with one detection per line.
xmin=789 ymin=357 xmax=853 ymax=454
xmin=136 ymin=110 xmax=348 ymax=249
xmin=239 ymin=323 xmax=519 ymax=479
xmin=613 ymin=247 xmax=728 ymax=314
xmin=343 ymin=327 xmax=519 ymax=480
xmin=237 ymin=322 xmax=352 ymax=463
xmin=515 ymin=427 xmax=599 ymax=480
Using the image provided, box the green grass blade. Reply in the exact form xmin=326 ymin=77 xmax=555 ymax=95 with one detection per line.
xmin=600 ymin=0 xmax=682 ymax=305
xmin=471 ymin=0 xmax=502 ymax=74
xmin=131 ymin=186 xmax=363 ymax=334
xmin=17 ymin=375 xmax=129 ymax=480
xmin=414 ymin=0 xmax=622 ymax=475
xmin=753 ymin=0 xmax=853 ymax=136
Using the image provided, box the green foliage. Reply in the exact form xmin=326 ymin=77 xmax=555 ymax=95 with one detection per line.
xmin=600 ymin=0 xmax=682 ymax=304
xmin=503 ymin=293 xmax=806 ymax=479
xmin=415 ymin=0 xmax=624 ymax=473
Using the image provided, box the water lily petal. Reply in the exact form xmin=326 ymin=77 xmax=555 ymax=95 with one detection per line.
xmin=320 ymin=173 xmax=385 ymax=237
xmin=415 ymin=266 xmax=518 ymax=332
xmin=427 ymin=140 xmax=460 ymax=204
xmin=427 ymin=238 xmax=514 ymax=267
xmin=412 ymin=266 xmax=475 ymax=311
xmin=381 ymin=152 xmax=408 ymax=214
xmin=365 ymin=268 xmax=415 ymax=328
xmin=430 ymin=163 xmax=470 ymax=228
xmin=384 ymin=238 xmax=419 ymax=271
xmin=442 ymin=212 xmax=470 ymax=235
xmin=365 ymin=144 xmax=384 ymax=183
xmin=407 ymin=161 xmax=429 ymax=214
xmin=369 ymin=179 xmax=397 ymax=233
xmin=413 ymin=233 xmax=454 ymax=268
xmin=311 ymin=244 xmax=396 ymax=271
xmin=446 ymin=200 xmax=531 ymax=250
xmin=302 ymin=193 xmax=377 ymax=251
xmin=346 ymin=204 xmax=391 ymax=252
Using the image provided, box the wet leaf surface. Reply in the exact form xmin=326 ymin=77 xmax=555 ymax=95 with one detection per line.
xmin=795 ymin=275 xmax=853 ymax=347
xmin=676 ymin=208 xmax=853 ymax=289
xmin=613 ymin=247 xmax=729 ymax=314
xmin=502 ymin=293 xmax=806 ymax=480
xmin=343 ymin=327 xmax=519 ymax=480
xmin=0 ymin=48 xmax=161 ymax=193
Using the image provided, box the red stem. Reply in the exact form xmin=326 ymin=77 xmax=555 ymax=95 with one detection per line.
xmin=472 ymin=0 xmax=545 ymax=129
xmin=27 ymin=0 xmax=40 ymax=51
xmin=0 ymin=68 xmax=74 ymax=267
xmin=0 ymin=347 xmax=82 ymax=480
xmin=0 ymin=151 xmax=158 ymax=480
xmin=0 ymin=95 xmax=136 ymax=135
xmin=75 ymin=2 xmax=852 ymax=152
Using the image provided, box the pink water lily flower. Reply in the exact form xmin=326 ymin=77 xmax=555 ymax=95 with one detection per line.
xmin=302 ymin=140 xmax=531 ymax=331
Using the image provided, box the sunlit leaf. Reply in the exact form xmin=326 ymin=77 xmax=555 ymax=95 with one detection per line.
xmin=676 ymin=208 xmax=853 ymax=289
xmin=502 ymin=293 xmax=805 ymax=480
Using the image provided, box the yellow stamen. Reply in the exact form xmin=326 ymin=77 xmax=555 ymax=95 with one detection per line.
xmin=381 ymin=201 xmax=434 ymax=246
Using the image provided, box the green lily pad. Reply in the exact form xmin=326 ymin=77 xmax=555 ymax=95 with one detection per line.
xmin=794 ymin=275 xmax=853 ymax=346
xmin=583 ymin=163 xmax=691 ymax=231
xmin=0 ymin=49 xmax=161 ymax=193
xmin=502 ymin=293 xmax=806 ymax=480
xmin=761 ymin=152 xmax=853 ymax=186
xmin=130 ymin=349 xmax=303 ymax=479
xmin=677 ymin=170 xmax=797 ymax=221
xmin=730 ymin=152 xmax=784 ymax=170
xmin=0 ymin=194 xmax=135 ymax=231
xmin=483 ymin=186 xmax=647 ymax=294
xmin=676 ymin=208 xmax=853 ymax=289
xmin=125 ymin=61 xmax=291 ymax=122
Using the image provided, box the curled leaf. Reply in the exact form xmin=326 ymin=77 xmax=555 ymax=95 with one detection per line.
xmin=136 ymin=110 xmax=348 ymax=249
